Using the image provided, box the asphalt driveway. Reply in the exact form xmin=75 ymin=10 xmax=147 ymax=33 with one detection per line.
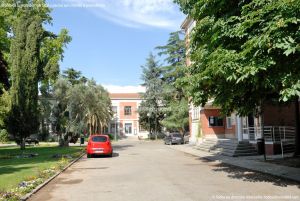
xmin=29 ymin=139 xmax=300 ymax=201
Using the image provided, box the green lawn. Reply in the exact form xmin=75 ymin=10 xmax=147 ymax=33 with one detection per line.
xmin=0 ymin=145 xmax=85 ymax=191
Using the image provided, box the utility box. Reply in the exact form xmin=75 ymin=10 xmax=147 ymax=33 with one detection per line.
xmin=257 ymin=138 xmax=265 ymax=154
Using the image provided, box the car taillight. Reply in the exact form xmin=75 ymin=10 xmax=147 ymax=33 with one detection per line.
xmin=88 ymin=141 xmax=91 ymax=146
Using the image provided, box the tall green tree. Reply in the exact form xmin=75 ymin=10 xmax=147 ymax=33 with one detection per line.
xmin=50 ymin=78 xmax=70 ymax=146
xmin=174 ymin=0 xmax=300 ymax=153
xmin=38 ymin=30 xmax=72 ymax=140
xmin=156 ymin=31 xmax=189 ymax=133
xmin=8 ymin=8 xmax=44 ymax=149
xmin=7 ymin=1 xmax=71 ymax=149
xmin=139 ymin=53 xmax=164 ymax=137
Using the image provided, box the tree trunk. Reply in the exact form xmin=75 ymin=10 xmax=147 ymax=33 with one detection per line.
xmin=20 ymin=137 xmax=25 ymax=150
xmin=58 ymin=133 xmax=64 ymax=147
xmin=294 ymin=98 xmax=300 ymax=156
xmin=89 ymin=116 xmax=92 ymax=135
xmin=59 ymin=133 xmax=70 ymax=147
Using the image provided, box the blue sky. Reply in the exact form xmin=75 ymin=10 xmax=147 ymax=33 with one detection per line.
xmin=45 ymin=0 xmax=185 ymax=89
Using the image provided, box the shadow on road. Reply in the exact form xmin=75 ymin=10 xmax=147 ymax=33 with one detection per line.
xmin=195 ymin=157 xmax=300 ymax=188
xmin=89 ymin=152 xmax=119 ymax=158
xmin=112 ymin=144 xmax=134 ymax=151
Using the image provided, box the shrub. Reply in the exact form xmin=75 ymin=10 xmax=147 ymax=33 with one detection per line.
xmin=107 ymin=133 xmax=119 ymax=140
xmin=0 ymin=129 xmax=9 ymax=143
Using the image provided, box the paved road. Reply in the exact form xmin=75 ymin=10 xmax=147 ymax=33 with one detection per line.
xmin=29 ymin=139 xmax=300 ymax=201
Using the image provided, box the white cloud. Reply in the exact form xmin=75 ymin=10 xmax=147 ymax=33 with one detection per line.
xmin=62 ymin=0 xmax=185 ymax=29
xmin=103 ymin=85 xmax=145 ymax=93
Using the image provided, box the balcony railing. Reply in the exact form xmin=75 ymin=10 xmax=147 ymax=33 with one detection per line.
xmin=243 ymin=126 xmax=295 ymax=142
xmin=263 ymin=126 xmax=295 ymax=143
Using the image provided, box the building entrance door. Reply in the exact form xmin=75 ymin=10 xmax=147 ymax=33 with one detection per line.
xmin=125 ymin=123 xmax=132 ymax=135
xmin=242 ymin=115 xmax=255 ymax=140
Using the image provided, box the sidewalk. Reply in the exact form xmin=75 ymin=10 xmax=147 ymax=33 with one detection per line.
xmin=169 ymin=144 xmax=300 ymax=183
xmin=0 ymin=143 xmax=17 ymax=147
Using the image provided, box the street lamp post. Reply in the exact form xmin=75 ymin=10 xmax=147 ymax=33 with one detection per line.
xmin=114 ymin=117 xmax=118 ymax=141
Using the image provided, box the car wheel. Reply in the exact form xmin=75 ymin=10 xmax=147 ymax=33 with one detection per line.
xmin=87 ymin=154 xmax=91 ymax=158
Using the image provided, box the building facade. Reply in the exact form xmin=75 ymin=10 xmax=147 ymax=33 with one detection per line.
xmin=181 ymin=17 xmax=298 ymax=155
xmin=108 ymin=93 xmax=147 ymax=138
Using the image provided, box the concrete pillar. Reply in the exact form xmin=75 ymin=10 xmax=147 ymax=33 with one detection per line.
xmin=236 ymin=115 xmax=243 ymax=142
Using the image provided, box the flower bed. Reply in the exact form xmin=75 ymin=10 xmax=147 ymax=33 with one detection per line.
xmin=0 ymin=146 xmax=84 ymax=201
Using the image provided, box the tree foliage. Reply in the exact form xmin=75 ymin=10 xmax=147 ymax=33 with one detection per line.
xmin=0 ymin=1 xmax=13 ymax=94
xmin=0 ymin=90 xmax=10 ymax=129
xmin=174 ymin=0 xmax=300 ymax=116
xmin=156 ymin=31 xmax=189 ymax=132
xmin=62 ymin=68 xmax=84 ymax=86
xmin=51 ymin=77 xmax=112 ymax=146
xmin=161 ymin=99 xmax=189 ymax=132
xmin=139 ymin=53 xmax=164 ymax=134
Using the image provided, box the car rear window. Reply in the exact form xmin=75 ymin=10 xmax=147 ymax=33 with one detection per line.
xmin=91 ymin=136 xmax=107 ymax=142
xmin=172 ymin=134 xmax=182 ymax=137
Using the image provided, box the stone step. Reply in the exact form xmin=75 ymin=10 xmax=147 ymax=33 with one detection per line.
xmin=194 ymin=138 xmax=258 ymax=157
xmin=199 ymin=143 xmax=256 ymax=151
xmin=205 ymin=138 xmax=250 ymax=144
xmin=232 ymin=152 xmax=258 ymax=157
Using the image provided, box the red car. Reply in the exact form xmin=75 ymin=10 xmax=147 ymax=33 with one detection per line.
xmin=86 ymin=135 xmax=113 ymax=158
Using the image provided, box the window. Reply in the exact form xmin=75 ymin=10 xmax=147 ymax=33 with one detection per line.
xmin=172 ymin=133 xmax=182 ymax=138
xmin=209 ymin=116 xmax=223 ymax=127
xmin=226 ymin=117 xmax=232 ymax=129
xmin=192 ymin=107 xmax=200 ymax=120
xmin=124 ymin=106 xmax=132 ymax=115
xmin=91 ymin=136 xmax=107 ymax=142
xmin=112 ymin=106 xmax=117 ymax=114
xmin=125 ymin=123 xmax=132 ymax=134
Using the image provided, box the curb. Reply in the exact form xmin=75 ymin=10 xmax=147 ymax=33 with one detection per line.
xmin=20 ymin=152 xmax=85 ymax=201
xmin=168 ymin=145 xmax=300 ymax=184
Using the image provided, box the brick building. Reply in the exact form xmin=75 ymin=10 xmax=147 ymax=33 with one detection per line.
xmin=181 ymin=17 xmax=298 ymax=155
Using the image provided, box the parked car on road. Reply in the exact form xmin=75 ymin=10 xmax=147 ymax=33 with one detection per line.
xmin=86 ymin=135 xmax=113 ymax=158
xmin=15 ymin=137 xmax=39 ymax=145
xmin=164 ymin=133 xmax=183 ymax=145
xmin=25 ymin=137 xmax=39 ymax=145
